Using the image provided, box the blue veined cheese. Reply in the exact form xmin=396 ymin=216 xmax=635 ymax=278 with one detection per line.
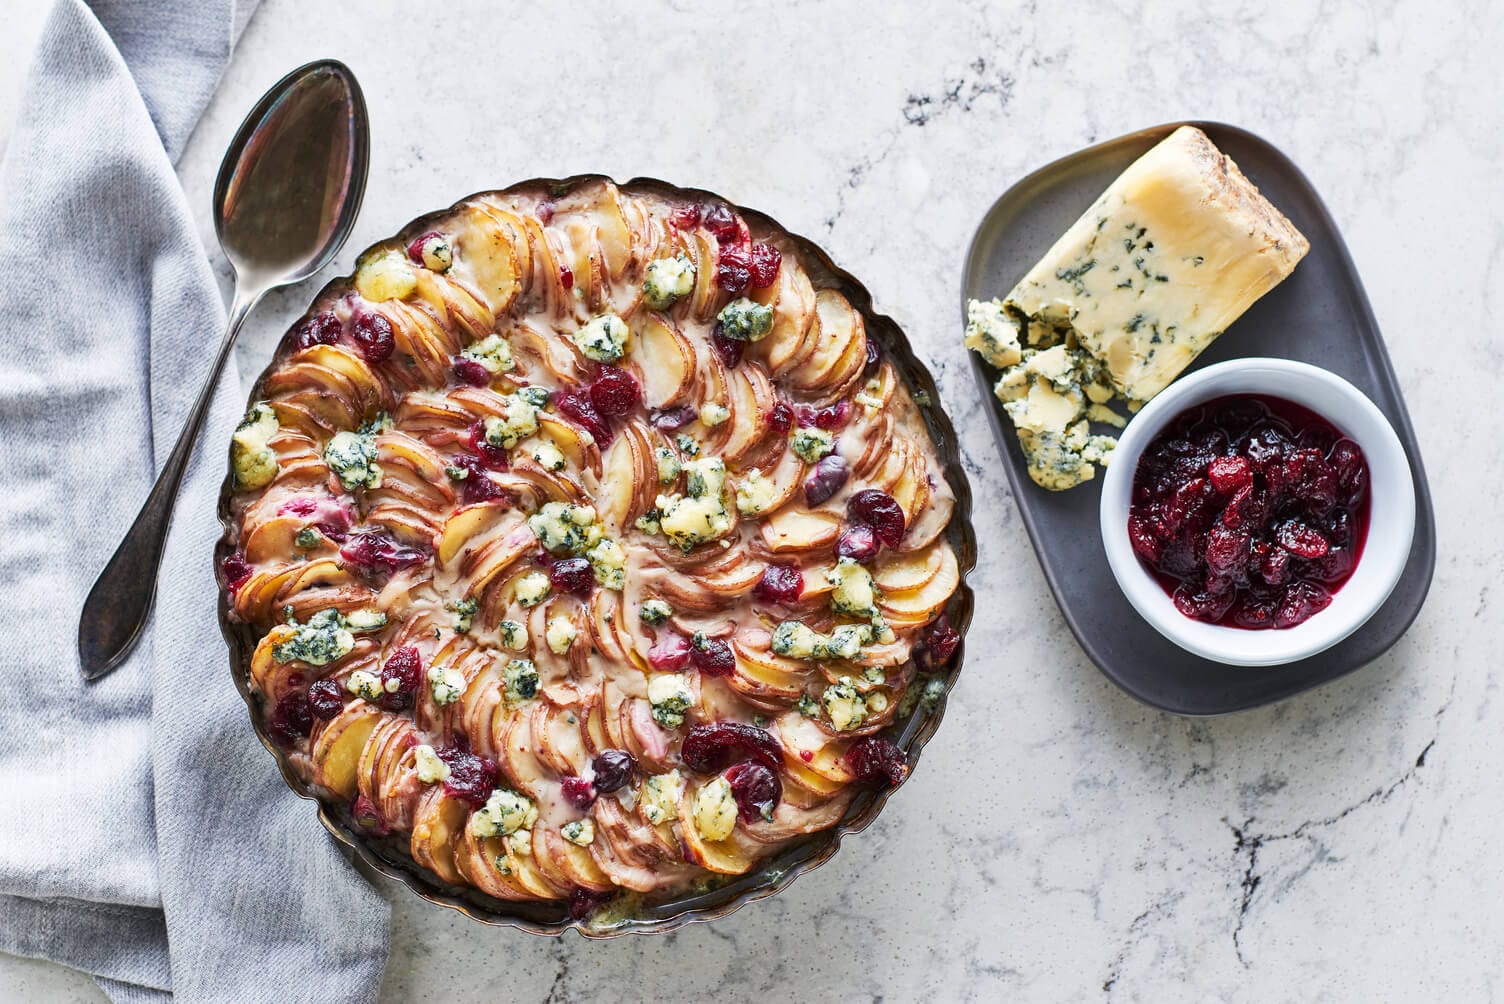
xmin=699 ymin=403 xmax=730 ymax=427
xmin=692 ymin=777 xmax=737 ymax=842
xmin=447 ymin=597 xmax=477 ymax=633
xmin=503 ymin=658 xmax=540 ymax=704
xmin=654 ymin=446 xmax=681 ymax=483
xmin=498 ymin=619 xmax=528 ymax=651
xmin=821 ymin=676 xmax=868 ymax=731
xmin=546 ymin=615 xmax=578 ymax=655
xmin=515 ymin=570 xmax=551 ymax=607
xmin=483 ymin=391 xmax=542 ymax=449
xmin=586 ymin=537 xmax=626 ymax=589
xmin=572 ymin=313 xmax=630 ymax=362
xmin=530 ymin=439 xmax=567 ymax=471
xmin=325 ymin=429 xmax=382 ymax=491
xmin=345 ymin=669 xmax=382 ymax=702
xmin=344 ymin=608 xmax=387 ymax=633
xmin=561 ymin=819 xmax=595 ymax=846
xmin=994 ymin=126 xmax=1307 ymax=404
xmin=461 ymin=333 xmax=514 ymax=374
xmin=413 ymin=744 xmax=450 ymax=783
xmin=734 ymin=470 xmax=779 ymax=515
xmin=413 ymin=233 xmax=452 ymax=272
xmin=470 ymin=788 xmax=538 ymax=837
xmin=963 ymin=298 xmax=1023 ymax=369
xmin=428 ymin=665 xmax=466 ymax=705
xmin=995 ymin=348 xmax=1116 ymax=491
xmin=642 ymin=255 xmax=696 ymax=310
xmin=853 ymin=377 xmax=884 ymax=410
xmin=715 ymin=298 xmax=774 ymax=342
xmin=647 ymin=673 xmax=694 ymax=729
xmin=789 ymin=427 xmax=834 ymax=463
xmin=271 ymin=609 xmax=355 ymax=666
xmin=674 ymin=433 xmax=700 ymax=457
xmin=821 ymin=623 xmax=873 ymax=661
xmin=639 ymin=599 xmax=673 ymax=625
xmin=655 ymin=457 xmax=730 ymax=551
xmin=827 ymin=557 xmax=878 ymax=617
xmin=639 ymin=770 xmax=683 ymax=825
xmin=354 ymin=251 xmax=417 ymax=301
xmin=771 ymin=621 xmax=822 ymax=659
xmin=528 ymin=502 xmax=603 ymax=555
xmin=230 ymin=402 xmax=279 ymax=491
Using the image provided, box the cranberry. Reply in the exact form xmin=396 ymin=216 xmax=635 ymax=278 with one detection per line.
xmin=560 ymin=776 xmax=597 ymax=809
xmin=340 ymin=528 xmax=428 ymax=576
xmin=559 ymin=264 xmax=574 ymax=291
xmin=292 ymin=310 xmax=341 ymax=351
xmin=836 ymin=524 xmax=880 ymax=563
xmin=803 ymin=455 xmax=850 ymax=506
xmin=748 ymin=243 xmax=782 ymax=288
xmin=351 ymin=311 xmax=395 ymax=362
xmin=1204 ymin=524 xmax=1250 ymax=575
xmin=535 ymin=200 xmax=555 ymax=225
xmin=550 ymin=556 xmax=594 ymax=596
xmin=689 ymin=634 xmax=735 ymax=677
xmin=453 ymin=357 xmax=492 ymax=387
xmin=717 ymin=243 xmax=752 ymax=293
xmin=437 ymin=745 xmax=498 ymax=807
xmin=796 ymin=400 xmax=851 ymax=430
xmin=1220 ymin=483 xmax=1266 ymax=531
xmin=711 ymin=323 xmax=746 ymax=367
xmin=649 ymin=405 xmax=698 ymax=432
xmin=766 ymin=400 xmax=793 ymax=439
xmin=670 ymin=204 xmax=703 ymax=229
xmin=844 ymin=736 xmax=907 ymax=787
xmin=754 ymin=563 xmax=804 ymax=604
xmin=591 ymin=750 xmax=636 ymax=793
xmin=846 ymin=489 xmax=906 ymax=548
xmin=554 ymin=387 xmax=612 ymax=444
xmin=1207 ymin=455 xmax=1252 ymax=494
xmin=465 ymin=420 xmax=510 ymax=470
xmin=1275 ymin=580 xmax=1332 ymax=628
xmin=915 ymin=615 xmax=961 ymax=672
xmin=377 ymin=646 xmax=423 ymax=712
xmin=268 ymin=692 xmax=313 ymax=746
xmin=1255 ymin=541 xmax=1292 ymax=587
xmin=681 ymin=721 xmax=782 ymax=773
xmin=307 ymin=678 xmax=345 ymax=720
xmin=588 ymin=367 xmax=641 ymax=417
xmin=1269 ymin=449 xmax=1337 ymax=513
xmin=703 ymin=205 xmax=740 ymax=242
xmin=725 ymin=761 xmax=782 ymax=823
xmin=1275 ymin=520 xmax=1330 ymax=559
xmin=279 ymin=497 xmax=320 ymax=517
xmin=1231 ymin=595 xmax=1279 ymax=629
xmin=647 ymin=634 xmax=691 ymax=672
xmin=569 ymin=887 xmax=614 ymax=921
xmin=449 ymin=454 xmax=507 ymax=505
xmin=222 ymin=551 xmax=253 ymax=594
xmin=1173 ymin=583 xmax=1236 ymax=623
xmin=352 ymin=794 xmax=390 ymax=836
xmin=406 ymin=232 xmax=443 ymax=265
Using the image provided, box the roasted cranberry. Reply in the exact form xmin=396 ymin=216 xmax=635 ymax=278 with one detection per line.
xmin=711 ymin=323 xmax=746 ymax=367
xmin=836 ymin=524 xmax=880 ymax=562
xmin=915 ymin=615 xmax=961 ymax=672
xmin=352 ymin=794 xmax=389 ymax=836
xmin=268 ymin=692 xmax=313 ymax=746
xmin=845 ymin=736 xmax=907 ymax=787
xmin=588 ymin=367 xmax=641 ymax=417
xmin=650 ymin=405 xmax=698 ymax=432
xmin=377 ymin=646 xmax=423 ymax=712
xmin=465 ymin=420 xmax=510 ymax=470
xmin=222 ymin=551 xmax=253 ymax=593
xmin=717 ymin=243 xmax=752 ymax=293
xmin=591 ymin=750 xmax=636 ymax=793
xmin=340 ymin=528 xmax=428 ymax=575
xmin=406 ymin=231 xmax=443 ymax=265
xmin=559 ymin=264 xmax=574 ymax=291
xmin=754 ymin=563 xmax=804 ymax=604
xmin=681 ymin=721 xmax=782 ymax=773
xmin=670 ymin=204 xmax=703 ymax=229
xmin=796 ymin=400 xmax=851 ymax=430
xmin=453 ymin=357 xmax=491 ymax=387
xmin=748 ymin=243 xmax=782 ymax=288
xmin=550 ymin=556 xmax=594 ymax=596
xmin=847 ymin=489 xmax=906 ymax=547
xmin=437 ymin=745 xmax=499 ymax=807
xmin=803 ymin=455 xmax=850 ymax=506
xmin=689 ymin=634 xmax=735 ymax=677
xmin=725 ymin=761 xmax=782 ymax=823
xmin=292 ymin=310 xmax=341 ymax=351
xmin=449 ymin=453 xmax=506 ymax=505
xmin=766 ymin=400 xmax=793 ymax=439
xmin=554 ymin=387 xmax=612 ymax=444
xmin=560 ymin=776 xmax=597 ymax=809
xmin=1275 ymin=580 xmax=1332 ymax=628
xmin=647 ymin=634 xmax=691 ymax=672
xmin=703 ymin=205 xmax=740 ymax=242
xmin=569 ymin=887 xmax=614 ymax=921
xmin=306 ymin=678 xmax=345 ymax=720
xmin=351 ymin=311 xmax=395 ymax=362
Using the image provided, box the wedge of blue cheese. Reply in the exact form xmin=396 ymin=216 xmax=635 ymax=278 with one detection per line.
xmin=965 ymin=126 xmax=1308 ymax=490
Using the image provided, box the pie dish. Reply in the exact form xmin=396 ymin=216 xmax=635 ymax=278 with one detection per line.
xmin=216 ymin=176 xmax=974 ymax=932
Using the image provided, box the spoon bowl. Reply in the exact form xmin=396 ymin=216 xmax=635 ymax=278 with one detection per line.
xmin=77 ymin=58 xmax=370 ymax=681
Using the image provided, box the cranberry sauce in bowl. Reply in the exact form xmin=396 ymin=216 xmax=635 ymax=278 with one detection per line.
xmin=1128 ymin=395 xmax=1370 ymax=629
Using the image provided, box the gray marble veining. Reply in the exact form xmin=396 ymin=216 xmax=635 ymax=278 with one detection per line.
xmin=6 ymin=0 xmax=1502 ymax=999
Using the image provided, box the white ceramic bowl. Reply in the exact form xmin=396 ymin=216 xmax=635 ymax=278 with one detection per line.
xmin=1099 ymin=358 xmax=1415 ymax=667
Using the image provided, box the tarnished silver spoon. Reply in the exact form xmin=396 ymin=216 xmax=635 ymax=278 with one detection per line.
xmin=78 ymin=59 xmax=369 ymax=681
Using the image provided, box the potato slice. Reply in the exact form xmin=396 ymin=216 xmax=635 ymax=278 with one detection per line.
xmin=311 ymin=703 xmax=383 ymax=798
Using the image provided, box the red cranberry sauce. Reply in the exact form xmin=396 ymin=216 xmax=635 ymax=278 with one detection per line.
xmin=1127 ymin=395 xmax=1370 ymax=630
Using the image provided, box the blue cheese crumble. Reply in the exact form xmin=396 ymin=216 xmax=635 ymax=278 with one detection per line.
xmin=470 ymin=788 xmax=538 ymax=838
xmin=561 ymin=819 xmax=595 ymax=846
xmin=963 ymin=297 xmax=1024 ymax=369
xmin=827 ymin=558 xmax=878 ymax=617
xmin=735 ymin=470 xmax=779 ymax=515
xmin=530 ymin=439 xmax=567 ymax=471
xmin=586 ymin=537 xmax=626 ymax=590
xmin=642 ymin=255 xmax=696 ymax=310
xmin=655 ymin=446 xmax=681 ymax=483
xmin=715 ymin=298 xmax=774 ymax=342
xmin=324 ymin=424 xmax=383 ymax=491
xmin=514 ymin=571 xmax=551 ymax=607
xmin=693 ymin=777 xmax=737 ymax=841
xmin=527 ymin=502 xmax=603 ymax=555
xmin=821 ymin=676 xmax=868 ymax=731
xmin=647 ymin=674 xmax=694 ymax=729
xmin=271 ymin=609 xmax=356 ymax=666
xmin=231 ymin=402 xmax=279 ymax=491
xmin=572 ymin=313 xmax=630 ymax=362
xmin=639 ymin=770 xmax=683 ymax=826
xmin=546 ymin=615 xmax=578 ymax=655
xmin=428 ymin=665 xmax=466 ymax=705
xmin=483 ymin=391 xmax=542 ymax=449
xmin=414 ymin=744 xmax=450 ymax=783
xmin=789 ymin=427 xmax=834 ymax=463
xmin=654 ymin=457 xmax=730 ymax=551
xmin=447 ymin=597 xmax=477 ymax=633
xmin=503 ymin=658 xmax=540 ymax=704
xmin=345 ymin=669 xmax=383 ymax=702
xmin=461 ymin=333 xmax=514 ymax=374
xmin=699 ymin=402 xmax=730 ymax=427
xmin=498 ymin=619 xmax=528 ymax=651
xmin=639 ymin=599 xmax=673 ymax=625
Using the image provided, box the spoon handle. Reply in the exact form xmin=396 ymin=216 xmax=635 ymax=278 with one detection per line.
xmin=77 ymin=286 xmax=262 ymax=681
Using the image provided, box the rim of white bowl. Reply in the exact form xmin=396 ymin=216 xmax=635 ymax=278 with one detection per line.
xmin=1099 ymin=358 xmax=1416 ymax=667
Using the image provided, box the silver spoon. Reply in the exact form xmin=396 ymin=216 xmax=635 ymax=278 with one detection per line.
xmin=77 ymin=59 xmax=369 ymax=681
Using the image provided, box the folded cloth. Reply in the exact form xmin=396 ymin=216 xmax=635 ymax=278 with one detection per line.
xmin=0 ymin=2 xmax=391 ymax=1000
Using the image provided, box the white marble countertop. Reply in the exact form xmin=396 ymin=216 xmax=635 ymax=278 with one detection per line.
xmin=5 ymin=0 xmax=1502 ymax=999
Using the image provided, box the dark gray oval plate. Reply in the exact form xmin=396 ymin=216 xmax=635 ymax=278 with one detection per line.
xmin=961 ymin=121 xmax=1436 ymax=716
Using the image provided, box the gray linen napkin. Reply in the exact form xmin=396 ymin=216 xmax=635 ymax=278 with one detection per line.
xmin=0 ymin=1 xmax=391 ymax=1000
